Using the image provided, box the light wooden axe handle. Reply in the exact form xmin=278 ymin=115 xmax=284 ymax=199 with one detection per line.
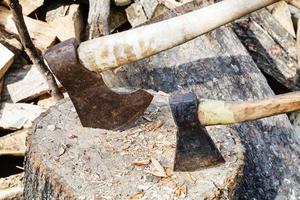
xmin=78 ymin=0 xmax=280 ymax=73
xmin=198 ymin=91 xmax=300 ymax=126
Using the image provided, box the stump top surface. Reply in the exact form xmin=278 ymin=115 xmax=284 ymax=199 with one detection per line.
xmin=28 ymin=92 xmax=244 ymax=199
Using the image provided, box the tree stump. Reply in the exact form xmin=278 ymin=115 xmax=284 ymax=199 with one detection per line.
xmin=24 ymin=92 xmax=244 ymax=199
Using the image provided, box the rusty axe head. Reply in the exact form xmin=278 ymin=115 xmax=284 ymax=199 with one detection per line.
xmin=44 ymin=38 xmax=153 ymax=130
xmin=169 ymin=92 xmax=225 ymax=171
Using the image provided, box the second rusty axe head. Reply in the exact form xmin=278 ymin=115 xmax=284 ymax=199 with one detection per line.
xmin=169 ymin=93 xmax=224 ymax=171
xmin=44 ymin=38 xmax=153 ymax=130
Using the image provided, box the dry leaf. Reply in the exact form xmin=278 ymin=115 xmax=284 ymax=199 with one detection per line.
xmin=181 ymin=172 xmax=197 ymax=185
xmin=175 ymin=185 xmax=186 ymax=198
xmin=131 ymin=159 xmax=150 ymax=166
xmin=129 ymin=191 xmax=145 ymax=200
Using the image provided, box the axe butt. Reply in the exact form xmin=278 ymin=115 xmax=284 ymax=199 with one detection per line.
xmin=198 ymin=91 xmax=300 ymax=126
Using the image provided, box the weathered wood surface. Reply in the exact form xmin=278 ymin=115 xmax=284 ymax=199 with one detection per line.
xmin=85 ymin=0 xmax=110 ymax=39
xmin=25 ymin=92 xmax=244 ymax=199
xmin=105 ymin=2 xmax=300 ymax=198
xmin=232 ymin=8 xmax=299 ymax=91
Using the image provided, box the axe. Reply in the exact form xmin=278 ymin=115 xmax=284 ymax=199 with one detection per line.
xmin=170 ymin=92 xmax=300 ymax=171
xmin=44 ymin=0 xmax=281 ymax=130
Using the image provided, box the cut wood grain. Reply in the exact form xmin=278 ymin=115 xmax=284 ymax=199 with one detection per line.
xmin=2 ymin=65 xmax=61 ymax=102
xmin=0 ymin=43 xmax=14 ymax=79
xmin=0 ymin=103 xmax=45 ymax=130
xmin=0 ymin=129 xmax=27 ymax=156
xmin=271 ymin=1 xmax=295 ymax=37
xmin=19 ymin=0 xmax=44 ymax=15
xmin=0 ymin=6 xmax=57 ymax=51
xmin=46 ymin=4 xmax=83 ymax=41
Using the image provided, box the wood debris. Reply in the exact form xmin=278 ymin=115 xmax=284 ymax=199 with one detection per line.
xmin=0 ymin=6 xmax=57 ymax=51
xmin=114 ymin=0 xmax=132 ymax=7
xmin=0 ymin=129 xmax=27 ymax=156
xmin=146 ymin=157 xmax=167 ymax=177
xmin=129 ymin=191 xmax=145 ymax=200
xmin=126 ymin=2 xmax=148 ymax=27
xmin=19 ymin=0 xmax=44 ymax=15
xmin=130 ymin=159 xmax=150 ymax=166
xmin=2 ymin=65 xmax=61 ymax=102
xmin=271 ymin=1 xmax=295 ymax=37
xmin=0 ymin=186 xmax=23 ymax=199
xmin=0 ymin=27 xmax=23 ymax=56
xmin=0 ymin=43 xmax=14 ymax=80
xmin=174 ymin=185 xmax=186 ymax=198
xmin=46 ymin=3 xmax=83 ymax=41
xmin=0 ymin=0 xmax=299 ymax=199
xmin=181 ymin=172 xmax=197 ymax=185
xmin=0 ymin=103 xmax=45 ymax=130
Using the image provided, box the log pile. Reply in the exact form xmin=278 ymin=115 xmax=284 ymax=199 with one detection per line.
xmin=0 ymin=0 xmax=300 ymax=199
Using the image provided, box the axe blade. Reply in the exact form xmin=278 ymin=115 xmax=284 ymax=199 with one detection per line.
xmin=170 ymin=93 xmax=225 ymax=171
xmin=44 ymin=38 xmax=153 ymax=130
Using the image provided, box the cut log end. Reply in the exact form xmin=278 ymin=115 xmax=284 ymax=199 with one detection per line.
xmin=24 ymin=92 xmax=244 ymax=199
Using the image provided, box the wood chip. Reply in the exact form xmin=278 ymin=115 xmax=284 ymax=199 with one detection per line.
xmin=175 ymin=185 xmax=186 ymax=198
xmin=130 ymin=159 xmax=150 ymax=166
xmin=129 ymin=191 xmax=145 ymax=200
xmin=145 ymin=120 xmax=164 ymax=132
xmin=147 ymin=157 xmax=167 ymax=177
xmin=181 ymin=172 xmax=197 ymax=185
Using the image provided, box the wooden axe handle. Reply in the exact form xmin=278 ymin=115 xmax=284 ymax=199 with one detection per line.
xmin=198 ymin=91 xmax=300 ymax=126
xmin=78 ymin=0 xmax=280 ymax=73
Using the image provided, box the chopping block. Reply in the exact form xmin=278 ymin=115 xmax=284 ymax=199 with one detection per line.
xmin=24 ymin=92 xmax=244 ymax=199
